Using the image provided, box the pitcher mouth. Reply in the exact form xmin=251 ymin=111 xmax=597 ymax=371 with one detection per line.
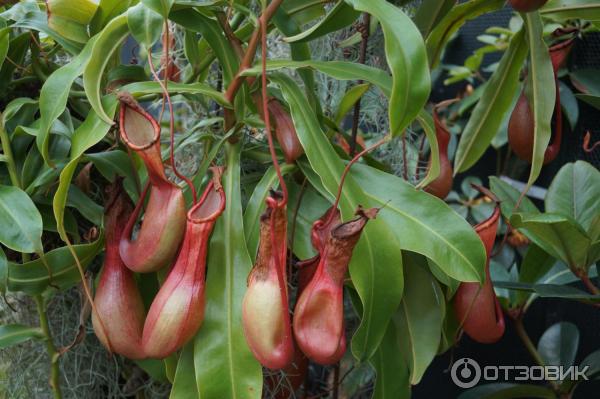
xmin=118 ymin=92 xmax=161 ymax=151
xmin=187 ymin=167 xmax=226 ymax=224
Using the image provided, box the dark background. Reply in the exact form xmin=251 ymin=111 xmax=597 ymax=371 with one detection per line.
xmin=416 ymin=5 xmax=600 ymax=398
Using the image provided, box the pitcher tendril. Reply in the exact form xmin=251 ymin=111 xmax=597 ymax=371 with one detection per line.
xmin=327 ymin=135 xmax=389 ymax=225
xmin=260 ymin=11 xmax=287 ymax=205
xmin=147 ymin=49 xmax=198 ymax=203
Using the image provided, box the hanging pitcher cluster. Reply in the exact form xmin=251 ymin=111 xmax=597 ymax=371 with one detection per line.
xmin=241 ymin=190 xmax=378 ymax=370
xmin=92 ymin=94 xmax=226 ymax=360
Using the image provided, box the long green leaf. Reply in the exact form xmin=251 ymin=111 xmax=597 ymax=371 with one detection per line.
xmin=0 ymin=185 xmax=43 ymax=254
xmin=414 ymin=0 xmax=457 ymax=37
xmin=170 ymin=343 xmax=199 ymax=399
xmin=122 ymin=81 xmax=230 ymax=107
xmin=82 ymin=13 xmax=129 ymax=124
xmin=345 ymin=0 xmax=430 ymax=136
xmin=7 ymin=237 xmax=103 ymax=294
xmin=0 ymin=28 xmax=10 ymax=71
xmin=194 ymin=143 xmax=262 ymax=399
xmin=90 ymin=0 xmax=133 ymax=34
xmin=541 ymin=0 xmax=600 ymax=21
xmin=169 ymin=9 xmax=239 ymax=84
xmin=523 ymin=12 xmax=555 ymax=188
xmin=285 ymin=1 xmax=360 ymax=43
xmin=414 ymin=110 xmax=440 ymax=189
xmin=370 ymin=322 xmax=411 ymax=399
xmin=334 ymin=83 xmax=370 ymax=125
xmin=427 ymin=0 xmax=505 ymax=68
xmin=243 ymin=60 xmax=393 ymax=97
xmin=0 ymin=247 xmax=7 ymax=296
xmin=53 ymin=96 xmax=118 ymax=242
xmin=271 ymin=73 xmax=404 ymax=360
xmin=395 ymin=253 xmax=444 ymax=385
xmin=0 ymin=324 xmax=45 ymax=349
xmin=37 ymin=37 xmax=97 ymax=166
xmin=454 ymin=29 xmax=527 ymax=173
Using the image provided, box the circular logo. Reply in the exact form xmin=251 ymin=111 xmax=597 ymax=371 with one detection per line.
xmin=451 ymin=358 xmax=481 ymax=388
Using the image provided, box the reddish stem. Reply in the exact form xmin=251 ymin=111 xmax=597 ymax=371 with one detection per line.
xmin=583 ymin=131 xmax=600 ymax=153
xmin=147 ymin=50 xmax=198 ymax=203
xmin=260 ymin=12 xmax=287 ymax=204
xmin=326 ymin=136 xmax=388 ymax=226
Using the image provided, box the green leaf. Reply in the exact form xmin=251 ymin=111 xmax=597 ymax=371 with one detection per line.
xmin=0 ymin=32 xmax=29 ymax=92
xmin=345 ymin=0 xmax=430 ymax=136
xmin=395 ymin=253 xmax=444 ymax=385
xmin=66 ymin=185 xmax=103 ymax=226
xmin=545 ymin=161 xmax=600 ymax=235
xmin=427 ymin=0 xmax=505 ymax=69
xmin=538 ymin=322 xmax=579 ymax=368
xmin=193 ymin=143 xmax=262 ymax=399
xmin=7 ymin=237 xmax=103 ymax=295
xmin=351 ymin=163 xmax=486 ymax=283
xmin=242 ymin=60 xmax=393 ymax=97
xmin=82 ymin=13 xmax=129 ymax=124
xmin=0 ymin=28 xmax=10 ymax=70
xmin=0 ymin=185 xmax=43 ymax=254
xmin=128 ymin=3 xmax=163 ymax=48
xmin=169 ymin=8 xmax=239 ymax=84
xmin=454 ymin=29 xmax=527 ymax=173
xmin=37 ymin=37 xmax=97 ymax=166
xmin=90 ymin=0 xmax=133 ymax=34
xmin=489 ymin=177 xmax=539 ymax=219
xmin=142 ymin=0 xmax=174 ymax=18
xmin=53 ymin=96 xmax=118 ymax=243
xmin=285 ymin=1 xmax=360 ymax=43
xmin=170 ymin=343 xmax=198 ymax=399
xmin=516 ymin=244 xmax=556 ymax=305
xmin=533 ymin=284 xmax=600 ymax=302
xmin=541 ymin=0 xmax=600 ymax=22
xmin=414 ymin=110 xmax=440 ymax=189
xmin=577 ymin=93 xmax=600 ymax=110
xmin=523 ymin=12 xmax=556 ymax=189
xmin=370 ymin=320 xmax=411 ymax=399
xmin=84 ymin=150 xmax=138 ymax=200
xmin=287 ymin=182 xmax=330 ymax=261
xmin=334 ymin=83 xmax=370 ymax=125
xmin=510 ymin=213 xmax=591 ymax=270
xmin=414 ymin=0 xmax=457 ymax=37
xmin=271 ymin=73 xmax=404 ymax=360
xmin=122 ymin=81 xmax=230 ymax=107
xmin=11 ymin=9 xmax=82 ymax=55
xmin=243 ymin=164 xmax=296 ymax=258
xmin=0 ymin=247 xmax=7 ymax=295
xmin=558 ymin=81 xmax=579 ymax=130
xmin=0 ymin=324 xmax=45 ymax=349
xmin=458 ymin=383 xmax=555 ymax=399
xmin=273 ymin=3 xmax=320 ymax=99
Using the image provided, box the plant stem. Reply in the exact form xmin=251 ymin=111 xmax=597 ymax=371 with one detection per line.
xmin=579 ymin=272 xmax=600 ymax=295
xmin=513 ymin=316 xmax=560 ymax=391
xmin=35 ymin=295 xmax=62 ymax=399
xmin=224 ymin=0 xmax=284 ymax=105
xmin=513 ymin=317 xmax=545 ymax=368
xmin=349 ymin=13 xmax=371 ymax=157
xmin=0 ymin=119 xmax=21 ymax=188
